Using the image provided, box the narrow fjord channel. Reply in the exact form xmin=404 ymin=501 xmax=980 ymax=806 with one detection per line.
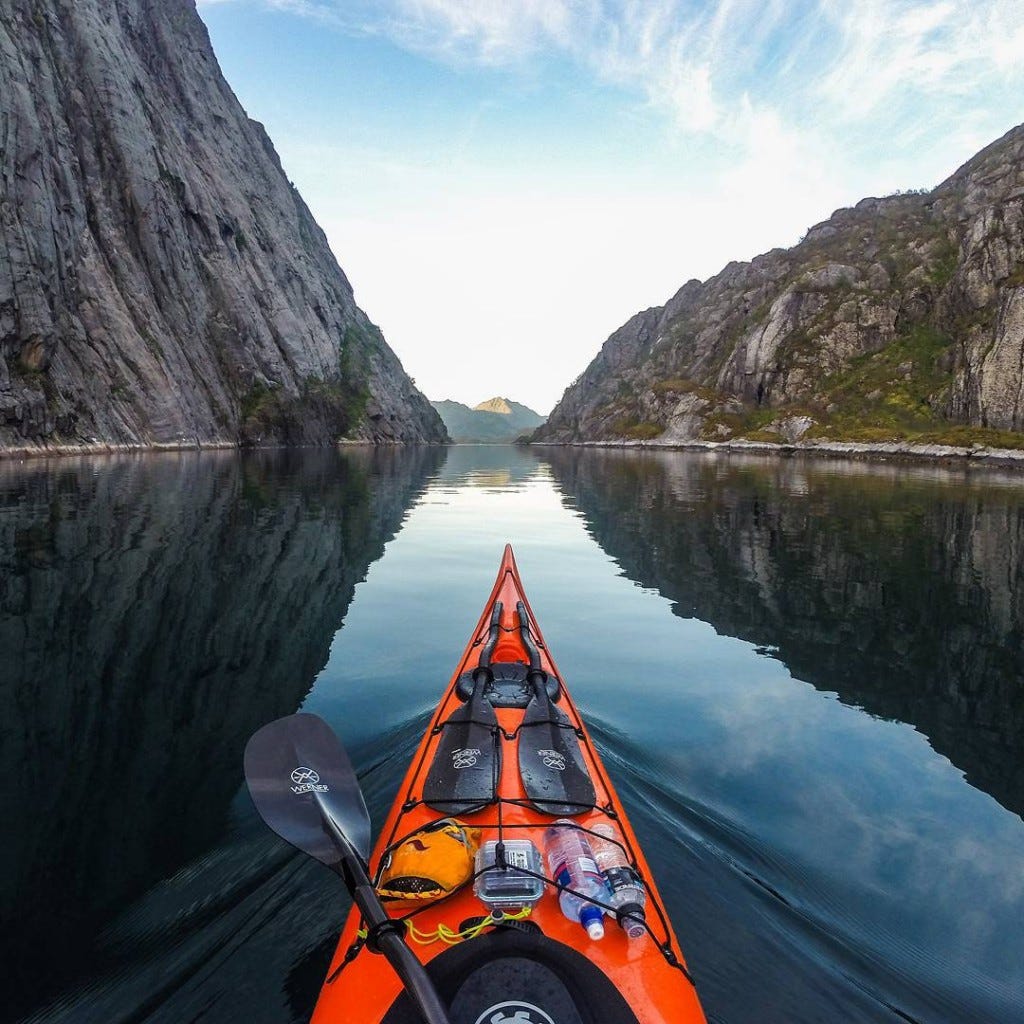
xmin=3 ymin=445 xmax=1022 ymax=1024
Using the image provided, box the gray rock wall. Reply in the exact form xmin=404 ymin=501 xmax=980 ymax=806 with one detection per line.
xmin=0 ymin=0 xmax=447 ymax=449
xmin=538 ymin=125 xmax=1024 ymax=443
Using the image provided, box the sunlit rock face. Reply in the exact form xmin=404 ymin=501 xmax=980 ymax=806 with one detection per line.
xmin=537 ymin=125 xmax=1024 ymax=444
xmin=0 ymin=446 xmax=444 ymax=1015
xmin=542 ymin=448 xmax=1024 ymax=820
xmin=0 ymin=0 xmax=447 ymax=450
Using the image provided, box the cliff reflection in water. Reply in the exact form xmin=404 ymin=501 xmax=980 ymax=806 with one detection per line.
xmin=541 ymin=448 xmax=1024 ymax=819
xmin=0 ymin=447 xmax=443 ymax=1019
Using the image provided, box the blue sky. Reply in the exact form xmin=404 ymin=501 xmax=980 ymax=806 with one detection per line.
xmin=197 ymin=0 xmax=1024 ymax=413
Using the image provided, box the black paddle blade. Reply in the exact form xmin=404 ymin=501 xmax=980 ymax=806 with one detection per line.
xmin=422 ymin=688 xmax=500 ymax=815
xmin=518 ymin=690 xmax=596 ymax=816
xmin=244 ymin=712 xmax=371 ymax=867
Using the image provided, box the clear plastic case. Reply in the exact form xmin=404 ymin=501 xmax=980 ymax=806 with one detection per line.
xmin=473 ymin=839 xmax=545 ymax=907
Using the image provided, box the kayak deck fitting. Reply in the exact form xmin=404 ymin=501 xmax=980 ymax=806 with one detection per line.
xmin=312 ymin=545 xmax=707 ymax=1024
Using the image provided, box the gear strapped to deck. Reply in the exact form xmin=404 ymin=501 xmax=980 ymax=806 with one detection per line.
xmin=310 ymin=547 xmax=708 ymax=1024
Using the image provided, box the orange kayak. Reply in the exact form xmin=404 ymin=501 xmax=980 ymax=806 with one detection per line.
xmin=313 ymin=545 xmax=707 ymax=1024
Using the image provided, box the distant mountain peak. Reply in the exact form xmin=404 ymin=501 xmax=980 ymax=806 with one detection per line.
xmin=474 ymin=397 xmax=513 ymax=415
xmin=431 ymin=396 xmax=545 ymax=442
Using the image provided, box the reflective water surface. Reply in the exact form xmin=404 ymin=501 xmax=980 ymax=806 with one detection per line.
xmin=3 ymin=445 xmax=1022 ymax=1024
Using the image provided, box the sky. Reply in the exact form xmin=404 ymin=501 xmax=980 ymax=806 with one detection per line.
xmin=196 ymin=1 xmax=1024 ymax=414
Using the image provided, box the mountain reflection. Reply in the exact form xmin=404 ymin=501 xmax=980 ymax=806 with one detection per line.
xmin=434 ymin=443 xmax=541 ymax=488
xmin=540 ymin=448 xmax=1024 ymax=819
xmin=0 ymin=446 xmax=444 ymax=1018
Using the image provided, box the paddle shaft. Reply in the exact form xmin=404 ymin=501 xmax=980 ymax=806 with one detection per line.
xmin=349 ymin=881 xmax=451 ymax=1024
xmin=515 ymin=602 xmax=597 ymax=815
xmin=319 ymin=802 xmax=452 ymax=1024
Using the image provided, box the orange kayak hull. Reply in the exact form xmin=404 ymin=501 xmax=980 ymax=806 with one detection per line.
xmin=312 ymin=545 xmax=707 ymax=1024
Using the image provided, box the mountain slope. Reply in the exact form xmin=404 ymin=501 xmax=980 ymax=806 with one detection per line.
xmin=432 ymin=396 xmax=545 ymax=441
xmin=0 ymin=0 xmax=446 ymax=451
xmin=537 ymin=124 xmax=1024 ymax=447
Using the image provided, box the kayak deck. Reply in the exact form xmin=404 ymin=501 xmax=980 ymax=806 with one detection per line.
xmin=313 ymin=546 xmax=706 ymax=1024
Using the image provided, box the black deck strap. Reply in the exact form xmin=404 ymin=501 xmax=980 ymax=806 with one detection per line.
xmin=499 ymin=852 xmax=695 ymax=982
xmin=326 ymin=937 xmax=365 ymax=983
xmin=362 ymin=797 xmax=693 ymax=984
xmin=473 ymin=601 xmax=503 ymax=694
xmin=662 ymin=945 xmax=696 ymax=985
xmin=516 ymin=599 xmax=561 ymax=701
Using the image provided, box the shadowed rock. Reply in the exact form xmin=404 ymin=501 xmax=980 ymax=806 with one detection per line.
xmin=0 ymin=0 xmax=446 ymax=450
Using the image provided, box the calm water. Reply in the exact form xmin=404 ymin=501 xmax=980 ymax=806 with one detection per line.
xmin=3 ymin=445 xmax=1023 ymax=1024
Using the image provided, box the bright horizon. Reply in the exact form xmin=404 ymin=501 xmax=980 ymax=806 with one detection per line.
xmin=197 ymin=0 xmax=1024 ymax=415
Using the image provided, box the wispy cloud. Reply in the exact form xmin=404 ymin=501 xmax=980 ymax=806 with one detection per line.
xmin=818 ymin=0 xmax=1024 ymax=121
xmin=379 ymin=0 xmax=585 ymax=65
xmin=218 ymin=0 xmax=1023 ymax=175
xmin=218 ymin=0 xmax=1024 ymax=137
xmin=197 ymin=0 xmax=344 ymax=23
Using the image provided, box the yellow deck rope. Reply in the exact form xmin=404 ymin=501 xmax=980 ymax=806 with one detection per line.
xmin=358 ymin=907 xmax=532 ymax=947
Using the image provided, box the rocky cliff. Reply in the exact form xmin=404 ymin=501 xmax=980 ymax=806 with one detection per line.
xmin=537 ymin=124 xmax=1024 ymax=448
xmin=0 ymin=0 xmax=446 ymax=451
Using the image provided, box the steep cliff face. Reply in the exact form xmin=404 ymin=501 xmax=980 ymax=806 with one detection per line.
xmin=538 ymin=124 xmax=1024 ymax=447
xmin=0 ymin=0 xmax=447 ymax=450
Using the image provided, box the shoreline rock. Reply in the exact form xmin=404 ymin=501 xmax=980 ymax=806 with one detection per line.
xmin=530 ymin=437 xmax=1024 ymax=470
xmin=0 ymin=438 xmax=448 ymax=462
xmin=536 ymin=123 xmax=1024 ymax=449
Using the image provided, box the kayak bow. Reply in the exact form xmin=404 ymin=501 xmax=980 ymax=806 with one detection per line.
xmin=313 ymin=544 xmax=707 ymax=1024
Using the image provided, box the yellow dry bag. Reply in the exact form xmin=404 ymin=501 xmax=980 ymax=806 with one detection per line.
xmin=375 ymin=818 xmax=481 ymax=902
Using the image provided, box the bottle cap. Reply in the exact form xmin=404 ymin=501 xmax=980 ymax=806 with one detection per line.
xmin=580 ymin=905 xmax=604 ymax=940
xmin=617 ymin=902 xmax=645 ymax=938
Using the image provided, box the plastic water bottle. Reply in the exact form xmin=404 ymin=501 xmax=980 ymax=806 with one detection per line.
xmin=590 ymin=823 xmax=647 ymax=939
xmin=543 ymin=820 xmax=606 ymax=940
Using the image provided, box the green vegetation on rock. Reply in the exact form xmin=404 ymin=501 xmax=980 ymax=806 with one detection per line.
xmin=239 ymin=322 xmax=375 ymax=445
xmin=535 ymin=122 xmax=1024 ymax=452
xmin=610 ymin=416 xmax=664 ymax=440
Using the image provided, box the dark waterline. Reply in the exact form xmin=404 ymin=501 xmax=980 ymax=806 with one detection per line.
xmin=2 ymin=446 xmax=1022 ymax=1024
